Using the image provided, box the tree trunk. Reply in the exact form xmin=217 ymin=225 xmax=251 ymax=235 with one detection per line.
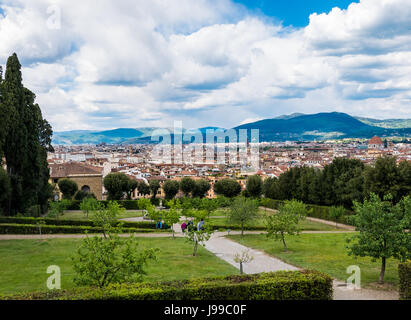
xmin=282 ymin=233 xmax=287 ymax=251
xmin=193 ymin=240 xmax=198 ymax=256
xmin=379 ymin=257 xmax=386 ymax=284
xmin=240 ymin=262 xmax=243 ymax=275
xmin=241 ymin=224 xmax=244 ymax=237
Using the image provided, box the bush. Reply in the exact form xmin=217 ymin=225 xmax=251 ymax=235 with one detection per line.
xmin=0 ymin=223 xmax=156 ymax=235
xmin=259 ymin=198 xmax=355 ymax=225
xmin=4 ymin=270 xmax=333 ymax=300
xmin=399 ymin=261 xmax=411 ymax=300
xmin=0 ymin=216 xmax=156 ymax=229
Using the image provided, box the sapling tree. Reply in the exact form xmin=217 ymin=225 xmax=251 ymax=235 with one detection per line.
xmin=265 ymin=199 xmax=307 ymax=251
xmin=227 ymin=197 xmax=259 ymax=236
xmin=163 ymin=206 xmax=181 ymax=238
xmin=185 ymin=226 xmax=214 ymax=256
xmin=72 ymin=233 xmax=158 ymax=288
xmin=200 ymin=198 xmax=218 ymax=219
xmin=80 ymin=197 xmax=99 ymax=219
xmin=329 ymin=206 xmax=345 ymax=228
xmin=234 ymin=250 xmax=254 ymax=274
xmin=47 ymin=199 xmax=71 ymax=220
xmin=346 ymin=193 xmax=411 ymax=284
xmin=91 ymin=201 xmax=124 ymax=238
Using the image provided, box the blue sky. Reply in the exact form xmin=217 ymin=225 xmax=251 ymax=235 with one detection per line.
xmin=1 ymin=0 xmax=411 ymax=131
xmin=234 ymin=0 xmax=359 ymax=26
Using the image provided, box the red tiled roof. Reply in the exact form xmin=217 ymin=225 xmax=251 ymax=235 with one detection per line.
xmin=49 ymin=162 xmax=102 ymax=178
xmin=369 ymin=136 xmax=383 ymax=145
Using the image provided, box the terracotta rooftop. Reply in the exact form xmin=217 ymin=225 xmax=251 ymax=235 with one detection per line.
xmin=49 ymin=162 xmax=103 ymax=178
xmin=369 ymin=136 xmax=383 ymax=145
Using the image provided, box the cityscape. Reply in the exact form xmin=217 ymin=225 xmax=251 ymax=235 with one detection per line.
xmin=0 ymin=0 xmax=410 ymax=312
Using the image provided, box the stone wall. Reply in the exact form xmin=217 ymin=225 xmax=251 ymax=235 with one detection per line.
xmin=68 ymin=175 xmax=103 ymax=200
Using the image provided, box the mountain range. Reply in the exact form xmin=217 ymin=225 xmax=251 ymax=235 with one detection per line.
xmin=52 ymin=112 xmax=411 ymax=145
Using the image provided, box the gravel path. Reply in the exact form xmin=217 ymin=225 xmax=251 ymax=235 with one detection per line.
xmin=201 ymin=232 xmax=398 ymax=300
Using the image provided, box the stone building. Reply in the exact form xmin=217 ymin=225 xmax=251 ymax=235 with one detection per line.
xmin=49 ymin=162 xmax=103 ymax=200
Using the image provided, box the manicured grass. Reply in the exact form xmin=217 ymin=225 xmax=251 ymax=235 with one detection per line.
xmin=228 ymin=233 xmax=400 ymax=288
xmin=207 ymin=217 xmax=338 ymax=231
xmin=0 ymin=237 xmax=238 ymax=295
xmin=60 ymin=210 xmax=144 ymax=221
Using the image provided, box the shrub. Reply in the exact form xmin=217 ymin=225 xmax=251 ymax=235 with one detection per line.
xmin=0 ymin=216 xmax=156 ymax=229
xmin=58 ymin=179 xmax=78 ymax=199
xmin=0 ymin=223 xmax=155 ymax=234
xmin=399 ymin=261 xmax=411 ymax=300
xmin=3 ymin=270 xmax=333 ymax=300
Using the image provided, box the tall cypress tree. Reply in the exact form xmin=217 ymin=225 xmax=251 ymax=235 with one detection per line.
xmin=0 ymin=53 xmax=53 ymax=215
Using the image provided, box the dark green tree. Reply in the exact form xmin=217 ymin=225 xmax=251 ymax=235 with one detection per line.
xmin=163 ymin=180 xmax=180 ymax=200
xmin=192 ymin=179 xmax=211 ymax=198
xmin=126 ymin=179 xmax=138 ymax=200
xmin=180 ymin=177 xmax=196 ymax=197
xmin=0 ymin=168 xmax=11 ymax=214
xmin=246 ymin=175 xmax=263 ymax=198
xmin=137 ymin=181 xmax=150 ymax=197
xmin=103 ymin=173 xmax=130 ymax=200
xmin=58 ymin=178 xmax=78 ymax=199
xmin=148 ymin=179 xmax=161 ymax=199
xmin=0 ymin=53 xmax=53 ymax=215
xmin=213 ymin=178 xmax=242 ymax=198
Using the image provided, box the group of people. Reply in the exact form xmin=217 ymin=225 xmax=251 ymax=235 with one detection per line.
xmin=180 ymin=219 xmax=205 ymax=233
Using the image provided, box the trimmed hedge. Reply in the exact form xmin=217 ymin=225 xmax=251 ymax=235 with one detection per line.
xmin=0 ymin=216 xmax=156 ymax=229
xmin=0 ymin=223 xmax=156 ymax=235
xmin=2 ymin=270 xmax=333 ymax=300
xmin=208 ymin=223 xmax=266 ymax=231
xmin=399 ymin=261 xmax=411 ymax=300
xmin=66 ymin=199 xmax=161 ymax=211
xmin=259 ymin=198 xmax=354 ymax=226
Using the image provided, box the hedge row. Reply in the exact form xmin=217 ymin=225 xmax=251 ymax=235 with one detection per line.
xmin=2 ymin=270 xmax=333 ymax=300
xmin=0 ymin=223 xmax=156 ymax=235
xmin=399 ymin=261 xmax=411 ymax=300
xmin=208 ymin=223 xmax=266 ymax=231
xmin=0 ymin=216 xmax=156 ymax=229
xmin=259 ymin=198 xmax=354 ymax=226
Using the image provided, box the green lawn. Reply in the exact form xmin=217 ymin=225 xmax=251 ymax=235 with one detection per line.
xmin=228 ymin=233 xmax=400 ymax=288
xmin=60 ymin=210 xmax=145 ymax=221
xmin=0 ymin=237 xmax=238 ymax=295
xmin=207 ymin=216 xmax=338 ymax=231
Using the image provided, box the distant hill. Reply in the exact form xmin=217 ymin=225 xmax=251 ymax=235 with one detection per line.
xmin=52 ymin=113 xmax=411 ymax=145
xmin=234 ymin=112 xmax=411 ymax=142
xmin=355 ymin=117 xmax=411 ymax=129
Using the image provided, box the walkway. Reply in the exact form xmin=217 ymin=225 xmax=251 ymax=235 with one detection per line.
xmin=202 ymin=231 xmax=398 ymax=300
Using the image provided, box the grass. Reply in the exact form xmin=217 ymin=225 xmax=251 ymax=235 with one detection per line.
xmin=0 ymin=237 xmax=238 ymax=295
xmin=59 ymin=210 xmax=144 ymax=221
xmin=227 ymin=233 xmax=400 ymax=289
xmin=207 ymin=216 xmax=339 ymax=231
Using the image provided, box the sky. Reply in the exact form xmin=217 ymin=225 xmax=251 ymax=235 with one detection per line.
xmin=0 ymin=0 xmax=411 ymax=132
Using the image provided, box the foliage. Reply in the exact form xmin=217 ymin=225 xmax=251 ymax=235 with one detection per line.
xmin=185 ymin=225 xmax=214 ymax=256
xmin=47 ymin=199 xmax=71 ymax=220
xmin=126 ymin=179 xmax=138 ymax=200
xmin=80 ymin=197 xmax=99 ymax=219
xmin=163 ymin=206 xmax=181 ymax=238
xmin=192 ymin=179 xmax=211 ymax=198
xmin=58 ymin=179 xmax=78 ymax=200
xmin=0 ymin=53 xmax=53 ymax=216
xmin=233 ymin=250 xmax=254 ymax=274
xmin=103 ymin=173 xmax=130 ymax=200
xmin=74 ymin=190 xmax=96 ymax=201
xmin=213 ymin=179 xmax=242 ymax=198
xmin=179 ymin=177 xmax=196 ymax=197
xmin=72 ymin=234 xmax=157 ymax=288
xmin=227 ymin=197 xmax=259 ymax=236
xmin=246 ymin=175 xmax=263 ymax=198
xmin=265 ymin=199 xmax=307 ymax=251
xmin=137 ymin=181 xmax=150 ymax=197
xmin=0 ymin=168 xmax=11 ymax=214
xmin=5 ymin=271 xmax=333 ymax=300
xmin=398 ymin=261 xmax=411 ymax=300
xmin=148 ymin=179 xmax=161 ymax=199
xmin=329 ymin=206 xmax=345 ymax=228
xmin=91 ymin=201 xmax=125 ymax=237
xmin=0 ymin=223 xmax=154 ymax=235
xmin=346 ymin=193 xmax=411 ymax=284
xmin=163 ymin=180 xmax=180 ymax=200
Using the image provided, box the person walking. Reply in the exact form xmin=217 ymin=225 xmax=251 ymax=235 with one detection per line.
xmin=181 ymin=221 xmax=187 ymax=233
xmin=197 ymin=218 xmax=205 ymax=231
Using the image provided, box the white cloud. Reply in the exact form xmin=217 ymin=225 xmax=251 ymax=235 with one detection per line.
xmin=1 ymin=0 xmax=411 ymax=132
